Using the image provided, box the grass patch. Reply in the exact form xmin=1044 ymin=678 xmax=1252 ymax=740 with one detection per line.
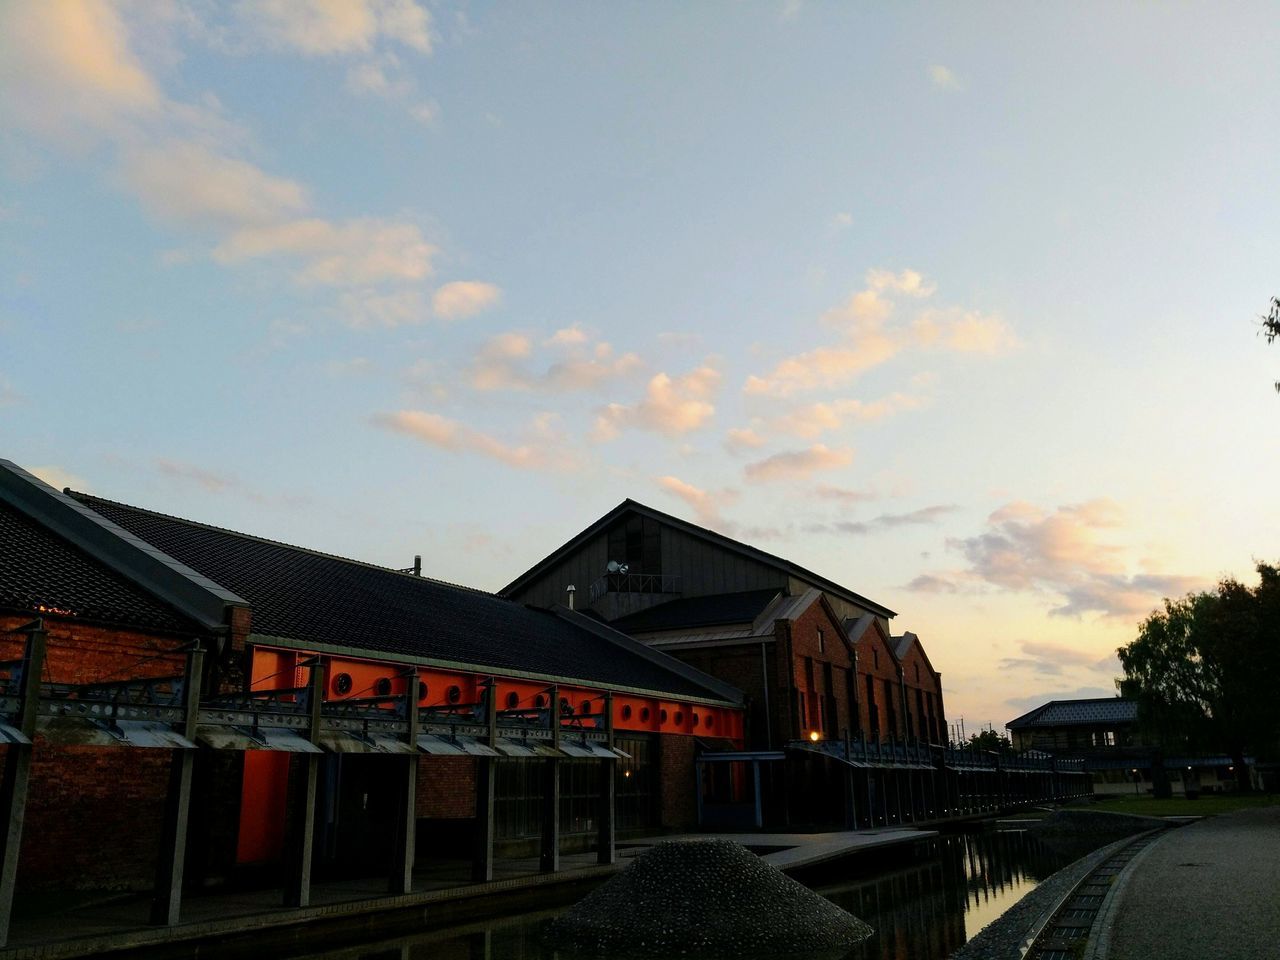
xmin=1092 ymin=793 xmax=1280 ymax=818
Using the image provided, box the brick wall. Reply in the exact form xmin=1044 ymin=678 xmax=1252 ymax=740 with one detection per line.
xmin=673 ymin=644 xmax=773 ymax=749
xmin=854 ymin=621 xmax=906 ymax=739
xmin=786 ymin=600 xmax=857 ymax=742
xmin=657 ymin=735 xmax=696 ymax=829
xmin=898 ymin=642 xmax=945 ymax=742
xmin=0 ymin=614 xmax=193 ymax=890
xmin=417 ymin=756 xmax=476 ymax=819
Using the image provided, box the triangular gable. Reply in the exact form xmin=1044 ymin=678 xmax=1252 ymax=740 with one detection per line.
xmin=500 ymin=500 xmax=895 ymax=618
xmin=894 ymin=631 xmax=940 ymax=679
xmin=844 ymin=613 xmax=901 ymax=668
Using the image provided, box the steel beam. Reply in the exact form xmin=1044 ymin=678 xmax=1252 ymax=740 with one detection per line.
xmin=539 ymin=687 xmax=560 ymax=874
xmin=389 ymin=671 xmax=420 ymax=895
xmin=284 ymin=662 xmax=324 ymax=908
xmin=0 ymin=621 xmax=45 ymax=947
xmin=471 ymin=678 xmax=498 ymax=883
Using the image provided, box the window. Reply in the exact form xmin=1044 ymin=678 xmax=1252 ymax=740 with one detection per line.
xmin=606 ymin=515 xmax=662 ymax=577
xmin=817 ymin=628 xmax=824 ymax=653
xmin=873 ymin=647 xmax=879 ymax=669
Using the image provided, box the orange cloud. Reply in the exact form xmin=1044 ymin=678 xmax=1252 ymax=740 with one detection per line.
xmin=593 ymin=366 xmax=720 ymax=439
xmin=744 ymin=444 xmax=853 ymax=483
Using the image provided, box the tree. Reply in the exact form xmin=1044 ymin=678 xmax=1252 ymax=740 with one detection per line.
xmin=1118 ymin=563 xmax=1280 ymax=791
xmin=1261 ymin=296 xmax=1280 ymax=392
xmin=965 ymin=729 xmax=1013 ymax=753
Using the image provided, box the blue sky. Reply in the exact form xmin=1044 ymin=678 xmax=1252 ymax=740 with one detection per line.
xmin=2 ymin=1 xmax=1278 ymax=731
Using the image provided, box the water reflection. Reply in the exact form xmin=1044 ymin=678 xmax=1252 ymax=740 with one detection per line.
xmin=293 ymin=829 xmax=1089 ymax=960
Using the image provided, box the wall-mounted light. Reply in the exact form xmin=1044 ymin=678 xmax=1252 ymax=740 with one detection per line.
xmin=809 ymin=730 xmax=821 ymax=742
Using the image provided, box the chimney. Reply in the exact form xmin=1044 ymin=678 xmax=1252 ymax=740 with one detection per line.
xmin=412 ymin=555 xmax=422 ymax=576
xmin=566 ymin=584 xmax=576 ymax=610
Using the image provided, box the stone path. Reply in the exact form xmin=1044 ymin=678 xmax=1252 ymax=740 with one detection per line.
xmin=1095 ymin=805 xmax=1280 ymax=960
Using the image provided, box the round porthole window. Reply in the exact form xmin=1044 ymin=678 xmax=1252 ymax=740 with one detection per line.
xmin=659 ymin=709 xmax=668 ymax=724
xmin=706 ymin=715 xmax=715 ymax=729
xmin=374 ymin=677 xmax=392 ymax=696
xmin=560 ymin=698 xmax=574 ymax=716
xmin=447 ymin=685 xmax=462 ymax=704
xmin=621 ymin=704 xmax=633 ymax=720
xmin=506 ymin=691 xmax=520 ymax=709
xmin=580 ymin=700 xmax=592 ymax=715
xmin=640 ymin=707 xmax=650 ymax=722
xmin=675 ymin=711 xmax=684 ymax=725
xmin=535 ymin=693 xmax=547 ymax=709
xmin=692 ymin=713 xmax=700 ymax=727
xmin=333 ymin=673 xmax=353 ymax=696
xmin=418 ymin=682 xmax=429 ymax=702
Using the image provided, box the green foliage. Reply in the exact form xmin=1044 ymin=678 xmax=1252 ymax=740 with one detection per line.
xmin=1118 ymin=563 xmax=1280 ymax=763
xmin=1262 ymin=295 xmax=1280 ymax=392
xmin=965 ymin=729 xmax=1013 ymax=753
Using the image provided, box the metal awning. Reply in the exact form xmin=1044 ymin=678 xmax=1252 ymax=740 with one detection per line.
xmin=0 ymin=721 xmax=31 ymax=745
xmin=492 ymin=738 xmax=540 ymax=758
xmin=417 ymin=733 xmax=500 ymax=757
xmin=196 ymin=724 xmax=322 ymax=753
xmin=38 ymin=716 xmax=196 ymax=749
xmin=318 ymin=730 xmax=417 ymax=754
xmin=946 ymin=764 xmax=998 ymax=773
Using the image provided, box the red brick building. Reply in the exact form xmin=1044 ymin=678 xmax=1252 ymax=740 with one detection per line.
xmin=0 ymin=462 xmax=742 ymax=935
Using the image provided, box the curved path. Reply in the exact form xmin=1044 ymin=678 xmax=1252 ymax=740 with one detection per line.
xmin=1097 ymin=805 xmax=1280 ymax=960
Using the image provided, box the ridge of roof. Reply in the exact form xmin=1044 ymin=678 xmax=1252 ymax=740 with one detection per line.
xmin=69 ymin=490 xmax=491 ymax=598
xmin=0 ymin=460 xmax=244 ymax=631
xmin=500 ymin=498 xmax=896 ymax=618
xmin=551 ymin=606 xmax=744 ymax=705
xmin=1005 ymin=696 xmax=1136 ymax=729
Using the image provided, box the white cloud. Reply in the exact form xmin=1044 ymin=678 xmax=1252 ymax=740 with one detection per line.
xmin=743 ymin=444 xmax=853 ymax=483
xmin=0 ymin=378 xmax=21 ymax=408
xmin=215 ymin=218 xmax=437 ymax=285
xmin=121 ymin=141 xmax=309 ymax=228
xmin=433 ymin=281 xmax=502 ymax=320
xmin=656 ymin=476 xmax=739 ymax=528
xmin=371 ymin=409 xmax=561 ymax=470
xmin=808 ymin=504 xmax=959 ymax=536
xmin=744 ymin=342 xmax=899 ymax=397
xmin=912 ymin=308 xmax=1018 ymax=354
xmin=593 ymin=366 xmax=721 ymax=440
xmin=468 ymin=329 xmax=646 ymax=392
xmin=341 ymin=289 xmax=427 ymax=328
xmin=831 ymin=211 xmax=853 ymax=229
xmin=866 ymin=268 xmax=936 ymax=298
xmin=238 ymin=0 xmax=432 ymax=55
xmin=928 ymin=64 xmax=962 ymax=91
xmin=724 ymin=427 xmax=767 ymax=454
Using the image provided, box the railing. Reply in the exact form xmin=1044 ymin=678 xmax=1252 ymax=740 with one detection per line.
xmin=587 ymin=572 xmax=682 ymax=604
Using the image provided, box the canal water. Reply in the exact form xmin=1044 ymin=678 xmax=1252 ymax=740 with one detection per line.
xmin=293 ymin=827 xmax=1092 ymax=960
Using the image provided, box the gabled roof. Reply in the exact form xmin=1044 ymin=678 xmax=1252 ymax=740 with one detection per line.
xmin=0 ymin=499 xmax=198 ymax=634
xmin=0 ymin=460 xmax=244 ymax=631
xmin=611 ymin=589 xmax=782 ymax=634
xmin=893 ymin=631 xmax=940 ymax=678
xmin=500 ymin=499 xmax=896 ymax=618
xmin=70 ymin=491 xmax=740 ymax=705
xmin=1006 ymin=698 xmax=1138 ymax=730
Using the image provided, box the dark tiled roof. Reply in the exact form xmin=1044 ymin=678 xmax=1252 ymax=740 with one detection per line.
xmin=1007 ymin=698 xmax=1138 ymax=729
xmin=610 ymin=589 xmax=782 ymax=634
xmin=0 ymin=501 xmax=195 ymax=634
xmin=70 ymin=493 xmax=734 ymax=702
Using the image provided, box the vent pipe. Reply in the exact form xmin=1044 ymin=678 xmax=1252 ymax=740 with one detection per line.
xmin=413 ymin=555 xmax=422 ymax=576
xmin=566 ymin=584 xmax=576 ymax=610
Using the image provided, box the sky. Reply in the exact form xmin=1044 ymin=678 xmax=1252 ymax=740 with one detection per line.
xmin=2 ymin=1 xmax=1278 ymax=735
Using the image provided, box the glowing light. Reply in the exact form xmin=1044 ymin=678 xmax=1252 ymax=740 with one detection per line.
xmin=808 ymin=730 xmax=821 ymax=742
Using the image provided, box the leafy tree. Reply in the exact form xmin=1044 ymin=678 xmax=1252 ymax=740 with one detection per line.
xmin=965 ymin=729 xmax=1013 ymax=753
xmin=1262 ymin=296 xmax=1280 ymax=392
xmin=1118 ymin=563 xmax=1280 ymax=791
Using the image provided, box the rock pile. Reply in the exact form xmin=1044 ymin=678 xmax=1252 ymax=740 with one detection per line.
xmin=544 ymin=838 xmax=873 ymax=957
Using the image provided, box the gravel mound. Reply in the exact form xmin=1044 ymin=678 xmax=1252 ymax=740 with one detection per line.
xmin=544 ymin=838 xmax=873 ymax=957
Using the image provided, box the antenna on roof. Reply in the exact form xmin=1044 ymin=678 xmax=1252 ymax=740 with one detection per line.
xmin=398 ymin=555 xmax=422 ymax=576
xmin=606 ymin=560 xmax=629 ymax=575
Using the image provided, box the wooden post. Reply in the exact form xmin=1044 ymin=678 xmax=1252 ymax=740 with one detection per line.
xmin=0 ymin=621 xmax=45 ymax=947
xmin=284 ymin=661 xmax=324 ymax=907
xmin=471 ymin=678 xmax=497 ymax=883
xmin=597 ymin=692 xmax=615 ymax=865
xmin=389 ymin=670 xmax=420 ymax=894
xmin=539 ymin=687 xmax=560 ymax=874
xmin=150 ymin=646 xmax=204 ymax=925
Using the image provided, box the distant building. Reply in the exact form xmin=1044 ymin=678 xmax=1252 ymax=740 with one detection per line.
xmin=1006 ymin=697 xmax=1242 ymax=796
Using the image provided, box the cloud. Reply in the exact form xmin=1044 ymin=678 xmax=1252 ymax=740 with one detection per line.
xmin=341 ymin=288 xmax=427 ymax=328
xmin=770 ymin=392 xmax=928 ymax=439
xmin=593 ymin=366 xmax=720 ymax=439
xmin=945 ymin=499 xmax=1204 ymax=619
xmin=0 ymin=1 xmax=161 ymax=140
xmin=725 ymin=427 xmax=767 ymax=454
xmin=0 ymin=378 xmax=21 ymax=408
xmin=343 ymin=53 xmax=439 ymax=125
xmin=928 ymin=64 xmax=962 ymax=91
xmin=866 ymin=268 xmax=936 ymax=298
xmin=656 ymin=476 xmax=739 ymax=528
xmin=744 ymin=444 xmax=853 ymax=483
xmin=156 ymin=458 xmax=236 ymax=492
xmin=810 ymin=504 xmax=959 ymax=536
xmin=831 ymin=211 xmax=853 ymax=229
xmin=239 ymin=0 xmax=433 ymax=55
xmin=1004 ymin=687 xmax=1116 ymax=713
xmin=903 ymin=574 xmax=960 ymax=594
xmin=997 ymin=640 xmax=1119 ymax=678
xmin=469 ymin=330 xmax=642 ymax=392
xmin=29 ymin=465 xmax=89 ymax=492
xmin=214 ymin=218 xmax=437 ymax=285
xmin=121 ymin=141 xmax=309 ymax=228
xmin=912 ymin=308 xmax=1018 ymax=354
xmin=744 ymin=269 xmax=1015 ymax=396
xmin=432 ymin=281 xmax=502 ymax=320
xmin=372 ymin=410 xmax=559 ymax=470
xmin=814 ymin=484 xmax=877 ymax=503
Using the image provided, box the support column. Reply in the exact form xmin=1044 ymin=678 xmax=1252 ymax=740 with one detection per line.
xmin=539 ymin=687 xmax=560 ymax=874
xmin=753 ymin=761 xmax=764 ymax=829
xmin=596 ymin=692 xmax=615 ymax=866
xmin=389 ymin=670 xmax=420 ymax=894
xmin=472 ymin=678 xmax=497 ymax=883
xmin=150 ymin=646 xmax=204 ymax=926
xmin=284 ymin=660 xmax=324 ymax=908
xmin=0 ymin=621 xmax=45 ymax=947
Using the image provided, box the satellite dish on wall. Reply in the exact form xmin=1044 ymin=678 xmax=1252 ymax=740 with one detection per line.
xmin=606 ymin=560 xmax=630 ymax=575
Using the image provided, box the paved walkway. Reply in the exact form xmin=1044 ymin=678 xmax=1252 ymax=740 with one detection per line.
xmin=639 ymin=827 xmax=935 ymax=870
xmin=1097 ymin=805 xmax=1280 ymax=960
